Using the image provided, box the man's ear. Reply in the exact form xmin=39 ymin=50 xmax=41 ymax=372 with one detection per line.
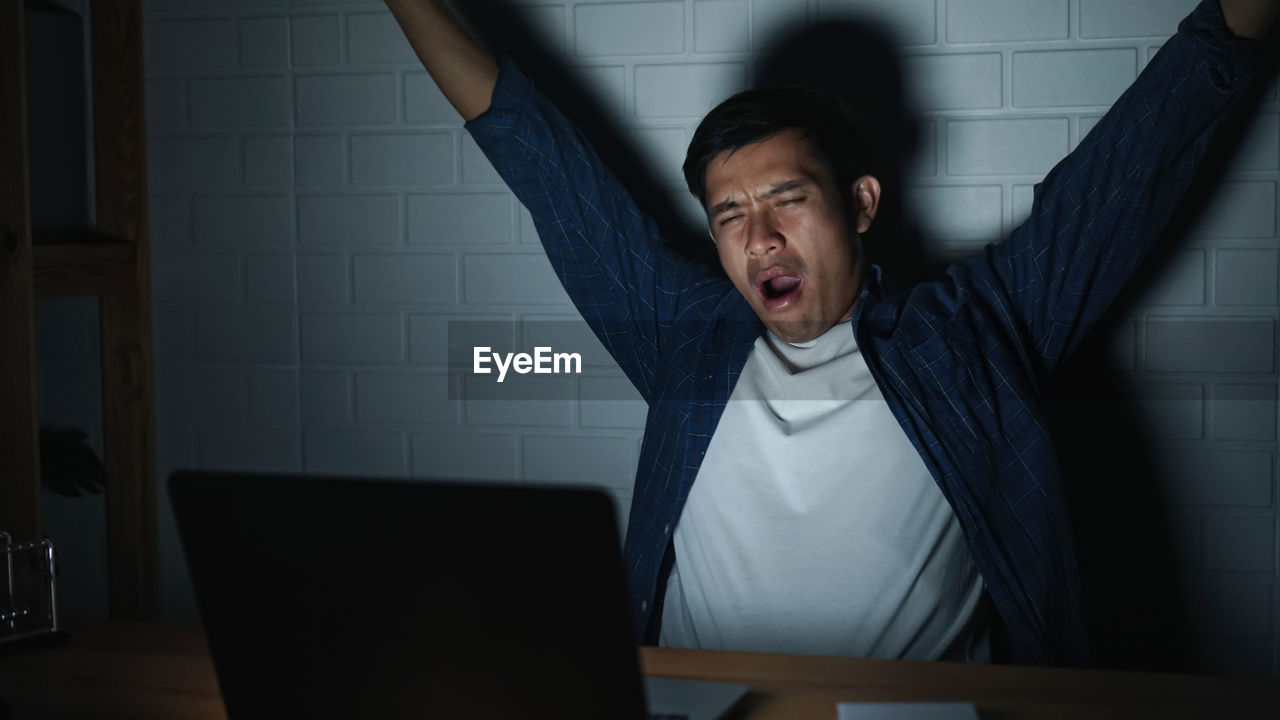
xmin=708 ymin=227 xmax=718 ymax=246
xmin=850 ymin=175 xmax=881 ymax=234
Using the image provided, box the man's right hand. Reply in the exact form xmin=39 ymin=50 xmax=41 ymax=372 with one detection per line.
xmin=385 ymin=0 xmax=500 ymax=121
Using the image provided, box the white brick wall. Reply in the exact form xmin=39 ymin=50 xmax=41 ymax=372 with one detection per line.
xmin=1012 ymin=49 xmax=1136 ymax=107
xmin=24 ymin=0 xmax=1249 ymax=673
xmin=297 ymin=194 xmax=398 ymax=244
xmin=948 ymin=118 xmax=1070 ymax=175
xmin=296 ymin=73 xmax=398 ymax=125
xmin=904 ymin=53 xmax=1002 ymax=110
xmin=351 ymin=253 xmax=456 ymax=303
xmin=575 ymin=2 xmax=686 ymax=56
xmin=947 ymin=0 xmax=1068 ymax=43
xmin=349 ymin=132 xmax=454 ymax=184
xmin=191 ymin=195 xmax=293 ymax=244
xmin=821 ymin=0 xmax=938 ymax=45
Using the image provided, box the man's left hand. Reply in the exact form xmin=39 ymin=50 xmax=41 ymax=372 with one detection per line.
xmin=1220 ymin=0 xmax=1280 ymax=39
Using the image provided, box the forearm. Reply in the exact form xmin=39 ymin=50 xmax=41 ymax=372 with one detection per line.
xmin=1219 ymin=0 xmax=1280 ymax=38
xmin=385 ymin=0 xmax=499 ymax=121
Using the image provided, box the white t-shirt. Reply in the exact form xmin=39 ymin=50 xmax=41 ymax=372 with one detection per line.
xmin=659 ymin=318 xmax=988 ymax=660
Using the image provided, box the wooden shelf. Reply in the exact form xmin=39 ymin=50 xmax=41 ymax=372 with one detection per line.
xmin=1 ymin=0 xmax=155 ymax=621
xmin=0 ymin=0 xmax=41 ymax=545
xmin=34 ymin=237 xmax=136 ymax=298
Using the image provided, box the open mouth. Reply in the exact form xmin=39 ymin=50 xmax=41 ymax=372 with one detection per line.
xmin=755 ymin=268 xmax=803 ymax=311
xmin=762 ymin=275 xmax=800 ymax=299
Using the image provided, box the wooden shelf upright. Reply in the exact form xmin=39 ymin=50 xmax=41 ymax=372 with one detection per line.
xmin=0 ymin=0 xmax=156 ymax=620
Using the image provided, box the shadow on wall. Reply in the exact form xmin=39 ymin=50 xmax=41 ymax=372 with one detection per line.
xmin=1052 ymin=33 xmax=1280 ymax=675
xmin=459 ymin=3 xmax=943 ymax=283
xmin=456 ymin=0 xmax=1279 ymax=674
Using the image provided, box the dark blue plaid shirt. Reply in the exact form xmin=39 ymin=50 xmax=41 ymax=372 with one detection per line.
xmin=467 ymin=0 xmax=1259 ymax=665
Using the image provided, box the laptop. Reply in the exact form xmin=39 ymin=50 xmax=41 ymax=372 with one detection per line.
xmin=168 ymin=471 xmax=748 ymax=720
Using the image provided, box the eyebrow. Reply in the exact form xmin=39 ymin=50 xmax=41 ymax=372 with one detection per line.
xmin=708 ymin=178 xmax=813 ymax=218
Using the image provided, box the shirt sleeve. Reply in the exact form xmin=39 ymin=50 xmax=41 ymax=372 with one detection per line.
xmin=465 ymin=55 xmax=717 ymax=402
xmin=960 ymin=0 xmax=1263 ymax=372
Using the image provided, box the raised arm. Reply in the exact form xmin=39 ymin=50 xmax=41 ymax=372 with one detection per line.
xmin=967 ymin=0 xmax=1268 ymax=372
xmin=384 ymin=0 xmax=498 ymax=121
xmin=385 ymin=0 xmax=722 ymax=402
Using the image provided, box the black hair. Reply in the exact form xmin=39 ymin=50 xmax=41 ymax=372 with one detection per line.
xmin=682 ymin=86 xmax=873 ymax=209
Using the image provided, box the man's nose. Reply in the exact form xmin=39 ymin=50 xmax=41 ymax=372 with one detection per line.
xmin=744 ymin=211 xmax=783 ymax=256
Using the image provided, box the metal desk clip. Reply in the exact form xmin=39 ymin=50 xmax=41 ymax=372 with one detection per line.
xmin=0 ymin=532 xmax=58 ymax=644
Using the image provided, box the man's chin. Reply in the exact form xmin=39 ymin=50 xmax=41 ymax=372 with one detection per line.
xmin=763 ymin=318 xmax=830 ymax=344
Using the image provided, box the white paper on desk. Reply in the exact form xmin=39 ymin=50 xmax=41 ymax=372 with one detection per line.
xmin=837 ymin=702 xmax=980 ymax=720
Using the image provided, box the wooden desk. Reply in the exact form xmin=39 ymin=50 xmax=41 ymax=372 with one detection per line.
xmin=2 ymin=622 xmax=1277 ymax=719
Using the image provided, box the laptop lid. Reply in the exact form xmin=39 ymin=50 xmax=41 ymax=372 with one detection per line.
xmin=169 ymin=471 xmax=649 ymax=720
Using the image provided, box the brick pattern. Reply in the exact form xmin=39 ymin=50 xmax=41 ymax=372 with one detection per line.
xmin=19 ymin=0 xmax=1264 ymax=667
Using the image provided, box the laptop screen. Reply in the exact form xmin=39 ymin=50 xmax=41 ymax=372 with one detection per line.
xmin=170 ymin=471 xmax=648 ymax=720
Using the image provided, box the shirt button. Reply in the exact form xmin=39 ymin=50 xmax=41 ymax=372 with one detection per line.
xmin=664 ymin=523 xmax=671 ymax=535
xmin=641 ymin=600 xmax=648 ymax=611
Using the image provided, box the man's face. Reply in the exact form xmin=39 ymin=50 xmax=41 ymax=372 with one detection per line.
xmin=704 ymin=129 xmax=879 ymax=343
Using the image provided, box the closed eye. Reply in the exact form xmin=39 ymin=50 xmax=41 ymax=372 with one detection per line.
xmin=719 ymin=215 xmax=743 ymax=226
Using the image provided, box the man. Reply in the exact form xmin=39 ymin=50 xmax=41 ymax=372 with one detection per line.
xmin=387 ymin=0 xmax=1276 ymax=665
